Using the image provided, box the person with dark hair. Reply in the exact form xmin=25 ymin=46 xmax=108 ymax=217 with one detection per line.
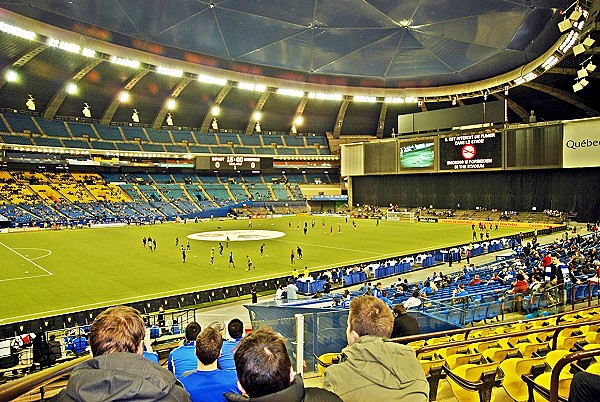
xmin=218 ymin=318 xmax=244 ymax=371
xmin=568 ymin=371 xmax=600 ymax=402
xmin=50 ymin=306 xmax=190 ymax=402
xmin=224 ymin=327 xmax=341 ymax=402
xmin=180 ymin=327 xmax=239 ymax=402
xmin=323 ymin=296 xmax=428 ymax=401
xmin=390 ymin=304 xmax=420 ymax=339
xmin=168 ymin=321 xmax=202 ymax=380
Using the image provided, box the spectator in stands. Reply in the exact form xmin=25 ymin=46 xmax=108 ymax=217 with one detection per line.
xmin=469 ymin=274 xmax=482 ymax=286
xmin=218 ymin=318 xmax=244 ymax=371
xmin=390 ymin=304 xmax=420 ymax=340
xmin=509 ymin=273 xmax=529 ymax=295
xmin=403 ymin=289 xmax=422 ymax=310
xmin=568 ymin=371 xmax=600 ymax=402
xmin=224 ymin=327 xmax=341 ymax=402
xmin=168 ymin=321 xmax=202 ymax=380
xmin=286 ymin=279 xmax=299 ymax=300
xmin=47 ymin=334 xmax=62 ymax=362
xmin=180 ymin=327 xmax=239 ymax=402
xmin=50 ymin=306 xmax=190 ymax=402
xmin=323 ymin=296 xmax=428 ymax=401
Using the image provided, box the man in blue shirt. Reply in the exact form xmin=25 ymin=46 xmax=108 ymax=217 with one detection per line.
xmin=180 ymin=327 xmax=239 ymax=402
xmin=218 ymin=318 xmax=243 ymax=371
xmin=168 ymin=322 xmax=201 ymax=380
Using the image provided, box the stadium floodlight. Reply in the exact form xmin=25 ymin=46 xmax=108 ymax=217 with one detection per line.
xmin=82 ymin=48 xmax=96 ymax=57
xmin=82 ymin=103 xmax=91 ymax=118
xmin=294 ymin=115 xmax=304 ymax=126
xmin=0 ymin=22 xmax=35 ymax=40
xmin=157 ymin=66 xmax=183 ymax=77
xmin=5 ymin=70 xmax=17 ymax=82
xmin=110 ymin=56 xmax=140 ymax=69
xmin=253 ymin=111 xmax=261 ymax=121
xmin=132 ymin=109 xmax=139 ymax=123
xmin=26 ymin=94 xmax=35 ymax=111
xmin=569 ymin=9 xmax=582 ymax=21
xmin=66 ymin=82 xmax=77 ymax=94
xmin=211 ymin=106 xmax=220 ymax=116
xmin=353 ymin=95 xmax=377 ymax=103
xmin=277 ymin=88 xmax=304 ymax=97
xmin=573 ymin=81 xmax=584 ymax=92
xmin=586 ymin=61 xmax=596 ymax=72
xmin=452 ymin=97 xmax=457 ymax=106
xmin=580 ymin=78 xmax=589 ymax=88
xmin=573 ymin=43 xmax=586 ymax=56
xmin=583 ymin=37 xmax=595 ymax=48
xmin=198 ymin=75 xmax=227 ymax=86
xmin=577 ymin=68 xmax=588 ymax=78
xmin=166 ymin=99 xmax=176 ymax=110
xmin=119 ymin=91 xmax=130 ymax=102
xmin=166 ymin=113 xmax=173 ymax=126
xmin=308 ymin=92 xmax=342 ymax=101
xmin=558 ymin=19 xmax=573 ymax=32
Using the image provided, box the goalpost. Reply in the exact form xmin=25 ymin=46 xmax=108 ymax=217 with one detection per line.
xmin=386 ymin=211 xmax=415 ymax=223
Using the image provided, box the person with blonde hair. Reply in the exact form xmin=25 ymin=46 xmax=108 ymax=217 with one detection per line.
xmin=323 ymin=296 xmax=428 ymax=401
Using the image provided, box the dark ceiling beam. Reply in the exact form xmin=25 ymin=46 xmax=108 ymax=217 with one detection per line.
xmin=0 ymin=45 xmax=47 ymax=90
xmin=492 ymin=93 xmax=529 ymax=122
xmin=199 ymin=85 xmax=232 ymax=133
xmin=523 ymin=82 xmax=600 ymax=116
xmin=43 ymin=59 xmax=104 ymax=119
xmin=152 ymin=78 xmax=193 ymax=130
xmin=548 ymin=67 xmax=600 ymax=79
xmin=333 ymin=99 xmax=350 ymax=138
xmin=101 ymin=70 xmax=149 ymax=125
xmin=376 ymin=103 xmax=387 ymax=138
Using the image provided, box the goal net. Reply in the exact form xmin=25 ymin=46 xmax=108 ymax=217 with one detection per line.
xmin=386 ymin=211 xmax=415 ymax=223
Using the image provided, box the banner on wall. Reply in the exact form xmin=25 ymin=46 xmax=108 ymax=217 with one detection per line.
xmin=563 ymin=118 xmax=600 ymax=168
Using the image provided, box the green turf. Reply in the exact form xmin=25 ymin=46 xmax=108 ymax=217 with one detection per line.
xmin=0 ymin=217 xmax=522 ymax=323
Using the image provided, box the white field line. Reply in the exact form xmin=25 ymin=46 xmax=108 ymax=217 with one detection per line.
xmin=0 ymin=242 xmax=53 ymax=276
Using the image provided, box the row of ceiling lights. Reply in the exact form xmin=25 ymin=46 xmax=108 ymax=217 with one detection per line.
xmin=0 ymin=3 xmax=595 ymax=113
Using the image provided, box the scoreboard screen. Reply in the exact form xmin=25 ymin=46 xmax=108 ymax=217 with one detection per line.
xmin=439 ymin=131 xmax=502 ymax=170
xmin=210 ymin=155 xmax=261 ymax=170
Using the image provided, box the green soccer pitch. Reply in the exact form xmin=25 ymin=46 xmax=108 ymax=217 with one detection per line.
xmin=0 ymin=217 xmax=522 ymax=323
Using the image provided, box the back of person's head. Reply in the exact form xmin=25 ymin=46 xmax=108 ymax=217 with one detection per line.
xmin=228 ymin=318 xmax=244 ymax=339
xmin=234 ymin=327 xmax=291 ymax=398
xmin=412 ymin=289 xmax=420 ymax=298
xmin=393 ymin=304 xmax=406 ymax=316
xmin=516 ymin=273 xmax=525 ymax=281
xmin=185 ymin=322 xmax=202 ymax=342
xmin=195 ymin=327 xmax=223 ymax=365
xmin=89 ymin=306 xmax=145 ymax=357
xmin=348 ymin=296 xmax=393 ymax=339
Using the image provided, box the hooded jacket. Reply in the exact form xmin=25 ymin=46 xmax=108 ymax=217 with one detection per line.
xmin=50 ymin=352 xmax=191 ymax=402
xmin=323 ymin=336 xmax=428 ymax=402
xmin=224 ymin=374 xmax=341 ymax=402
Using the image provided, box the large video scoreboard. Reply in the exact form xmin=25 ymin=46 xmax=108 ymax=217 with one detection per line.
xmin=439 ymin=131 xmax=502 ymax=170
xmin=195 ymin=155 xmax=271 ymax=171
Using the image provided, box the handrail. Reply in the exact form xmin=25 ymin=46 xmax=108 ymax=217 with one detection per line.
xmin=392 ymin=300 xmax=598 ymax=346
xmin=0 ymin=355 xmax=89 ymax=401
xmin=548 ymin=348 xmax=600 ymax=402
xmin=413 ymin=318 xmax=600 ymax=356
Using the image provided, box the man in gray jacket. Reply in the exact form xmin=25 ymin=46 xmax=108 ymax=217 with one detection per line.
xmin=51 ymin=305 xmax=190 ymax=402
xmin=323 ymin=296 xmax=428 ymax=402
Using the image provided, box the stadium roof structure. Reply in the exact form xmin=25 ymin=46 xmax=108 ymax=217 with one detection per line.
xmin=0 ymin=0 xmax=599 ymax=134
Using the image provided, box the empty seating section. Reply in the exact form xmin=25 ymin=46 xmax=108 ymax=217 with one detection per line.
xmin=63 ymin=139 xmax=90 ymax=149
xmin=196 ymin=133 xmax=218 ymax=145
xmin=145 ymin=128 xmax=171 ymax=143
xmin=0 ymin=114 xmax=331 ymax=156
xmin=239 ymin=135 xmax=262 ymax=146
xmin=218 ymin=133 xmax=240 ymax=145
xmin=271 ymin=183 xmax=291 ymax=200
xmin=33 ymin=137 xmax=62 ymax=147
xmin=0 ymin=134 xmax=34 ymax=145
xmin=197 ymin=175 xmax=220 ymax=183
xmin=35 ymin=119 xmax=70 ymax=138
xmin=228 ymin=184 xmax=249 ymax=202
xmin=151 ymin=174 xmax=173 ymax=183
xmin=4 ymin=114 xmax=40 ymax=134
xmin=141 ymin=143 xmax=165 ymax=152
xmin=121 ymin=126 xmax=146 ymax=141
xmin=201 ymin=184 xmax=233 ymax=205
xmin=68 ymin=122 xmax=95 ymax=138
xmin=171 ymin=131 xmax=195 ymax=143
xmin=94 ymin=125 xmax=122 ymax=141
xmin=262 ymin=134 xmax=284 ymax=145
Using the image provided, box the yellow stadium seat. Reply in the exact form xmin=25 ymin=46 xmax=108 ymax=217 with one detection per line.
xmin=499 ymin=356 xmax=546 ymax=402
xmin=499 ymin=335 xmax=530 ymax=349
xmin=471 ymin=340 xmax=501 ymax=354
xmin=427 ymin=336 xmax=451 ymax=346
xmin=446 ymin=353 xmax=482 ymax=370
xmin=518 ymin=342 xmax=550 ymax=358
xmin=421 ymin=359 xmax=446 ymax=400
xmin=556 ymin=335 xmax=586 ymax=351
xmin=545 ymin=350 xmax=570 ymax=368
xmin=587 ymin=362 xmax=600 ymax=375
xmin=532 ymin=371 xmax=572 ymax=402
xmin=408 ymin=339 xmax=426 ymax=349
xmin=447 ymin=361 xmax=499 ymax=402
xmin=435 ymin=345 xmax=470 ymax=359
xmin=315 ymin=353 xmax=341 ymax=377
xmin=482 ymin=347 xmax=518 ymax=363
xmin=527 ymin=331 xmax=553 ymax=344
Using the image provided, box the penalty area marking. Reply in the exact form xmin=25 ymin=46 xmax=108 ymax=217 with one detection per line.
xmin=0 ymin=241 xmax=53 ymax=280
xmin=188 ymin=230 xmax=286 ymax=242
